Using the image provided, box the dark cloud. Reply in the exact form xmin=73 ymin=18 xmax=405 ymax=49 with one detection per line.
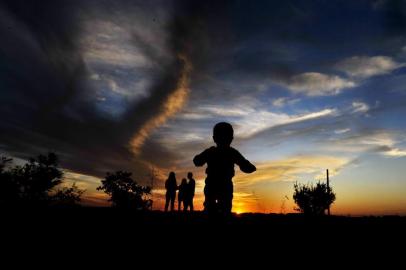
xmin=0 ymin=0 xmax=205 ymax=179
xmin=1 ymin=0 xmax=129 ymax=177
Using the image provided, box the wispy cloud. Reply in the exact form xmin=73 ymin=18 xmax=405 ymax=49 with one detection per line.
xmin=283 ymin=72 xmax=356 ymax=96
xmin=271 ymin=97 xmax=300 ymax=108
xmin=178 ymin=104 xmax=253 ymax=120
xmin=334 ymin=128 xmax=351 ymax=134
xmin=279 ymin=55 xmax=404 ymax=97
xmin=384 ymin=148 xmax=406 ymax=157
xmin=352 ymin=101 xmax=370 ymax=113
xmin=336 ymin=56 xmax=404 ymax=78
xmin=178 ymin=104 xmax=336 ymax=139
xmin=235 ymin=108 xmax=336 ymax=138
xmin=326 ymin=130 xmax=406 ymax=158
xmin=234 ymin=155 xmax=351 ymax=186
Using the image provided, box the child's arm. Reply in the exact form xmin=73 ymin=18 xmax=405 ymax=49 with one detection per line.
xmin=234 ymin=150 xmax=256 ymax=173
xmin=193 ymin=149 xmax=209 ymax=166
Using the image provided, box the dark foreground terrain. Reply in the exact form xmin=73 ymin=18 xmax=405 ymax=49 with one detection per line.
xmin=4 ymin=207 xmax=405 ymax=235
xmin=3 ymin=208 xmax=405 ymax=261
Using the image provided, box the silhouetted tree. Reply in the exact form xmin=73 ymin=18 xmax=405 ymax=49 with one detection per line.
xmin=293 ymin=181 xmax=336 ymax=216
xmin=0 ymin=153 xmax=84 ymax=207
xmin=0 ymin=156 xmax=19 ymax=204
xmin=51 ymin=183 xmax=85 ymax=207
xmin=97 ymin=171 xmax=152 ymax=210
xmin=13 ymin=153 xmax=63 ymax=205
xmin=0 ymin=157 xmax=12 ymax=172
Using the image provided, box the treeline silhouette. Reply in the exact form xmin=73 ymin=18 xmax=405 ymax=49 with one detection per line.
xmin=0 ymin=153 xmax=83 ymax=207
xmin=0 ymin=152 xmax=153 ymax=209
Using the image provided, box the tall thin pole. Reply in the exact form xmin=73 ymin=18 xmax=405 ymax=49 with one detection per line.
xmin=327 ymin=169 xmax=330 ymax=216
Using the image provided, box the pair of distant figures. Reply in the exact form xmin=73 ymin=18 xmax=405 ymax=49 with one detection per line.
xmin=165 ymin=172 xmax=195 ymax=212
xmin=164 ymin=122 xmax=256 ymax=215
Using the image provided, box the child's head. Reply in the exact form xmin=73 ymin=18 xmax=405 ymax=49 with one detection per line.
xmin=213 ymin=122 xmax=233 ymax=147
xmin=187 ymin=172 xmax=193 ymax=179
xmin=181 ymin=178 xmax=187 ymax=185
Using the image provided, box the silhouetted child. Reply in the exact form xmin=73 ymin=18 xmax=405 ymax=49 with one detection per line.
xmin=185 ymin=172 xmax=195 ymax=212
xmin=193 ymin=122 xmax=256 ymax=215
xmin=165 ymin=172 xmax=177 ymax=212
xmin=178 ymin=178 xmax=188 ymax=211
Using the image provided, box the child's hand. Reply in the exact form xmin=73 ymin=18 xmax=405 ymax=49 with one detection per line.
xmin=240 ymin=160 xmax=256 ymax=173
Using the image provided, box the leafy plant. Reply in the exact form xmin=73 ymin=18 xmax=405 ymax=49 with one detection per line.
xmin=293 ymin=181 xmax=336 ymax=216
xmin=97 ymin=171 xmax=152 ymax=210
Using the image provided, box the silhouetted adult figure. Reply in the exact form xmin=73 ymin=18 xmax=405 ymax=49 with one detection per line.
xmin=165 ymin=172 xmax=177 ymax=212
xmin=185 ymin=172 xmax=195 ymax=212
xmin=193 ymin=122 xmax=256 ymax=215
xmin=178 ymin=178 xmax=188 ymax=211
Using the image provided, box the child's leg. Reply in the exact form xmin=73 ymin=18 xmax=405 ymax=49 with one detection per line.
xmin=204 ymin=184 xmax=217 ymax=213
xmin=218 ymin=182 xmax=233 ymax=214
xmin=223 ymin=194 xmax=233 ymax=214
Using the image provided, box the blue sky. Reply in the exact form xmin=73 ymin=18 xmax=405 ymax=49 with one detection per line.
xmin=1 ymin=0 xmax=406 ymax=214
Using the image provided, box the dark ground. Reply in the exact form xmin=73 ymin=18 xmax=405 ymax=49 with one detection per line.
xmin=2 ymin=208 xmax=405 ymax=263
xmin=4 ymin=207 xmax=405 ymax=235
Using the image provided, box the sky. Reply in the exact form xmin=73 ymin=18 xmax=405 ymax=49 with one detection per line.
xmin=1 ymin=0 xmax=406 ymax=215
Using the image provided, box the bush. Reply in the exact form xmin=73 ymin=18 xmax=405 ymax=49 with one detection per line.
xmin=0 ymin=153 xmax=84 ymax=207
xmin=97 ymin=171 xmax=152 ymax=210
xmin=293 ymin=181 xmax=336 ymax=216
xmin=51 ymin=183 xmax=85 ymax=207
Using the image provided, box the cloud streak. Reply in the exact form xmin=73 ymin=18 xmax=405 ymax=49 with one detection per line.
xmin=130 ymin=56 xmax=192 ymax=154
xmin=283 ymin=72 xmax=356 ymax=96
xmin=325 ymin=129 xmax=406 ymax=158
xmin=336 ymin=56 xmax=405 ymax=78
xmin=234 ymin=155 xmax=351 ymax=186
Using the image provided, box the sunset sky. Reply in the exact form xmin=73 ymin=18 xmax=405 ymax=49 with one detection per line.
xmin=1 ymin=0 xmax=406 ymax=215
